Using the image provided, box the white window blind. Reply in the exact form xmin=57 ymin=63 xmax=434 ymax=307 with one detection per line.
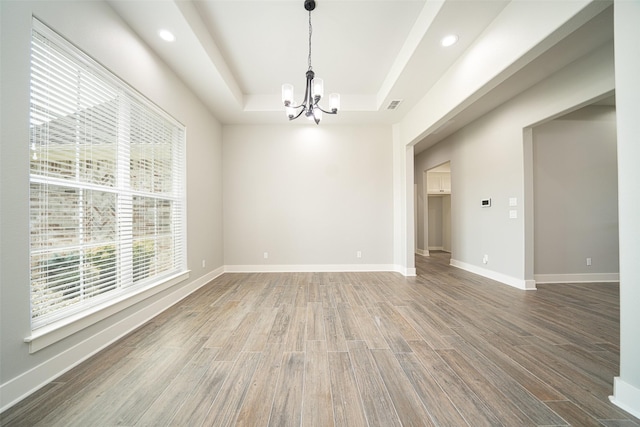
xmin=29 ymin=19 xmax=186 ymax=330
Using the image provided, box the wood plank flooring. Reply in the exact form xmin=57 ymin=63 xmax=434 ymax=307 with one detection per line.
xmin=3 ymin=251 xmax=639 ymax=426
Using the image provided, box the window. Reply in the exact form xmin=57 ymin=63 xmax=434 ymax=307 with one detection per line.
xmin=29 ymin=19 xmax=186 ymax=331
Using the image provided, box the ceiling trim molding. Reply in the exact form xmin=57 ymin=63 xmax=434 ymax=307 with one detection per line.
xmin=175 ymin=0 xmax=243 ymax=107
xmin=376 ymin=0 xmax=445 ymax=110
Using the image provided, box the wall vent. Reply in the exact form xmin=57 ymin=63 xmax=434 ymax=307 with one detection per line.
xmin=387 ymin=99 xmax=403 ymax=110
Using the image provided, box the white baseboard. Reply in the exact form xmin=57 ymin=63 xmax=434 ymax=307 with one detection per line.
xmin=398 ymin=266 xmax=417 ymax=277
xmin=224 ymin=264 xmax=399 ymax=274
xmin=0 ymin=267 xmax=223 ymax=414
xmin=449 ymin=259 xmax=536 ymax=290
xmin=428 ymin=246 xmax=444 ymax=251
xmin=26 ymin=270 xmax=191 ymax=354
xmin=534 ymin=273 xmax=619 ymax=284
xmin=416 ymin=248 xmax=429 ymax=256
xmin=610 ymin=377 xmax=640 ymax=419
xmin=224 ymin=263 xmax=416 ymax=277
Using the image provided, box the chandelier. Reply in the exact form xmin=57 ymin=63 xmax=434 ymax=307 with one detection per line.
xmin=282 ymin=0 xmax=340 ymax=124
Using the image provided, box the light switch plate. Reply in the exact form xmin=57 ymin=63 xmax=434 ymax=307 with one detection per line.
xmin=509 ymin=197 xmax=518 ymax=207
xmin=509 ymin=210 xmax=518 ymax=219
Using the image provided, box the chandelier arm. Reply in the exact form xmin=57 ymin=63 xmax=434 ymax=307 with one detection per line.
xmin=289 ymin=107 xmax=307 ymax=121
xmin=302 ymin=70 xmax=313 ymax=106
xmin=286 ymin=102 xmax=306 ymax=109
xmin=286 ymin=75 xmax=312 ymax=109
xmin=315 ymin=105 xmax=338 ymax=115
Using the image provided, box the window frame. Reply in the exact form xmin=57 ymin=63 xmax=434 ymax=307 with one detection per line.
xmin=26 ymin=19 xmax=188 ymax=353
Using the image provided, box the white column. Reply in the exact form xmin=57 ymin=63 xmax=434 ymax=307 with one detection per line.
xmin=392 ymin=124 xmax=416 ymax=276
xmin=611 ymin=0 xmax=640 ymax=419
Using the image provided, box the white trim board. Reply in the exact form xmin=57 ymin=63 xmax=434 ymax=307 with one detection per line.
xmin=450 ymin=259 xmax=537 ymax=290
xmin=428 ymin=248 xmax=451 ymax=253
xmin=534 ymin=273 xmax=619 ymax=284
xmin=25 ymin=271 xmax=191 ymax=353
xmin=400 ymin=266 xmax=417 ymax=277
xmin=226 ymin=264 xmax=398 ymax=274
xmin=611 ymin=377 xmax=640 ymax=419
xmin=0 ymin=267 xmax=224 ymax=414
xmin=225 ymin=264 xmax=416 ymax=277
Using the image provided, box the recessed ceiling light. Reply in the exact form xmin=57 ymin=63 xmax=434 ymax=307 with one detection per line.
xmin=441 ymin=34 xmax=458 ymax=47
xmin=158 ymin=29 xmax=176 ymax=42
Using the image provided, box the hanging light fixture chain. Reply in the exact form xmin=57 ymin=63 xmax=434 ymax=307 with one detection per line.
xmin=308 ymin=10 xmax=313 ymax=71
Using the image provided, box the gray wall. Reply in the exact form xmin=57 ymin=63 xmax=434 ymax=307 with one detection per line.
xmin=443 ymin=195 xmax=451 ymax=252
xmin=414 ymin=41 xmax=614 ymax=288
xmin=532 ymin=107 xmax=618 ymax=281
xmin=428 ymin=196 xmax=444 ymax=249
xmin=426 ymin=195 xmax=451 ymax=251
xmin=1 ymin=1 xmax=223 ymax=409
xmin=223 ymin=125 xmax=394 ymax=269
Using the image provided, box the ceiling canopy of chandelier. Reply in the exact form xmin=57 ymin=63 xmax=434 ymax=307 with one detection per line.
xmin=282 ymin=0 xmax=340 ymax=124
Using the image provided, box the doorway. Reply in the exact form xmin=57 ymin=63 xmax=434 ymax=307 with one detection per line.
xmin=424 ymin=162 xmax=451 ymax=255
xmin=523 ymin=99 xmax=618 ymax=286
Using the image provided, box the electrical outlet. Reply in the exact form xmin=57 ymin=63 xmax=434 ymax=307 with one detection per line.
xmin=356 ymin=251 xmax=362 ymax=259
xmin=482 ymin=254 xmax=489 ymax=264
xmin=264 ymin=252 xmax=269 ymax=259
xmin=586 ymin=257 xmax=592 ymax=266
xmin=202 ymin=259 xmax=206 ymax=268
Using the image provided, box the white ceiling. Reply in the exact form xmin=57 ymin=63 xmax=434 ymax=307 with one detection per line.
xmin=107 ymin=0 xmax=613 ymax=150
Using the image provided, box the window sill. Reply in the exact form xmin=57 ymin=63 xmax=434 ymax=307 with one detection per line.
xmin=24 ymin=270 xmax=190 ymax=353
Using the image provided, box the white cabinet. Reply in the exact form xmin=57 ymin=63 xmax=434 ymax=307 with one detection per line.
xmin=427 ymin=172 xmax=451 ymax=194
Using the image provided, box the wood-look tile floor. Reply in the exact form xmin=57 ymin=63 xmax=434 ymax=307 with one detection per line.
xmin=3 ymin=252 xmax=639 ymax=426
